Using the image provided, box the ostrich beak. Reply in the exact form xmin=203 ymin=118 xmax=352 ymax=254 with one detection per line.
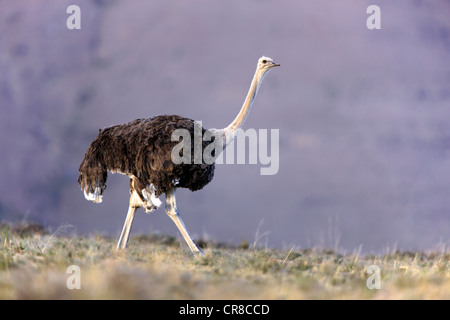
xmin=272 ymin=62 xmax=280 ymax=67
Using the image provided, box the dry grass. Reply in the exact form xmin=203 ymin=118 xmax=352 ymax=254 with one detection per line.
xmin=0 ymin=224 xmax=448 ymax=299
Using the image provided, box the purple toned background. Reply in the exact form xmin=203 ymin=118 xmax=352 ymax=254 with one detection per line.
xmin=1 ymin=0 xmax=449 ymax=253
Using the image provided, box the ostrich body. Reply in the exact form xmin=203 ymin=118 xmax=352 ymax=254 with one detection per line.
xmin=78 ymin=56 xmax=280 ymax=253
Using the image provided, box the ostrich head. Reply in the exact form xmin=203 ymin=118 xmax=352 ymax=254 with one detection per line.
xmin=257 ymin=56 xmax=280 ymax=72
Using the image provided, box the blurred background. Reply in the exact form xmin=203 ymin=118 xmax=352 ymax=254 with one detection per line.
xmin=1 ymin=0 xmax=449 ymax=253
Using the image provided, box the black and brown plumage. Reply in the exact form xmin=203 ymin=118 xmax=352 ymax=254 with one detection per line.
xmin=78 ymin=56 xmax=279 ymax=253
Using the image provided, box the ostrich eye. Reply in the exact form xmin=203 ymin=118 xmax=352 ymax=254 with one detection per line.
xmin=262 ymin=60 xmax=267 ymax=64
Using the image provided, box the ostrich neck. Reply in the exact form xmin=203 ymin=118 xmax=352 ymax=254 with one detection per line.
xmin=221 ymin=69 xmax=266 ymax=146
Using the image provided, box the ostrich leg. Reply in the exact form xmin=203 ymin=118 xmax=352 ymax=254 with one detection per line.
xmin=165 ymin=188 xmax=204 ymax=255
xmin=116 ymin=206 xmax=136 ymax=249
xmin=116 ymin=192 xmax=140 ymax=249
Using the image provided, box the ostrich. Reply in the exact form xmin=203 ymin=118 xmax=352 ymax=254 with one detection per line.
xmin=78 ymin=56 xmax=280 ymax=253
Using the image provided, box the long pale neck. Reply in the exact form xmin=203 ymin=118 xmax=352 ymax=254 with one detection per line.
xmin=221 ymin=69 xmax=266 ymax=146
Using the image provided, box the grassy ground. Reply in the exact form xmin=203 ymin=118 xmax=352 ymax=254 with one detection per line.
xmin=0 ymin=224 xmax=448 ymax=299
